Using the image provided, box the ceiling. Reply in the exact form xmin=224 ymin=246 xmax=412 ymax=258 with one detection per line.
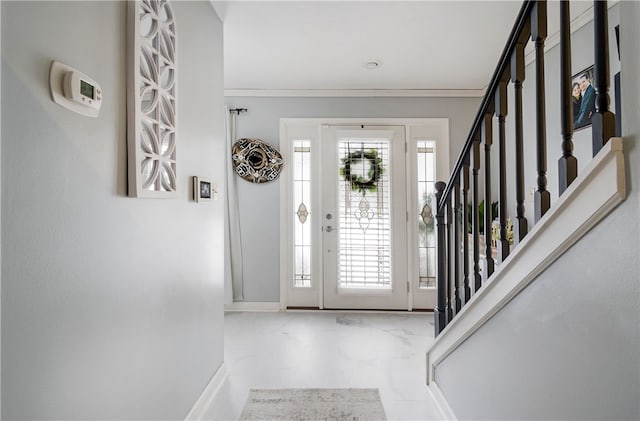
xmin=212 ymin=1 xmax=594 ymax=93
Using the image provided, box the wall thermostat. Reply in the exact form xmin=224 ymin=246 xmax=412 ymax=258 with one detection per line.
xmin=193 ymin=177 xmax=217 ymax=202
xmin=50 ymin=61 xmax=102 ymax=117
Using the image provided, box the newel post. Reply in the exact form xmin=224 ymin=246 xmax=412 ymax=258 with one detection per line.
xmin=434 ymin=181 xmax=447 ymax=336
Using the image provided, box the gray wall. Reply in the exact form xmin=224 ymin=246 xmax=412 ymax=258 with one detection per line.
xmin=434 ymin=2 xmax=640 ymax=419
xmin=225 ymin=96 xmax=480 ymax=302
xmin=1 ymin=1 xmax=225 ymax=419
xmin=0 ymin=2 xmax=3 ymax=416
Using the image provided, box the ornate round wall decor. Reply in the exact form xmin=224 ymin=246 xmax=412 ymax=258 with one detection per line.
xmin=232 ymin=138 xmax=283 ymax=183
xmin=339 ymin=149 xmax=385 ymax=194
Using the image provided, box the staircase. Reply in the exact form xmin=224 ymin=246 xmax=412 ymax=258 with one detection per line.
xmin=425 ymin=1 xmax=640 ymax=419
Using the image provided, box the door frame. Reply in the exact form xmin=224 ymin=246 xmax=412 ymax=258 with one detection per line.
xmin=279 ymin=118 xmax=450 ymax=311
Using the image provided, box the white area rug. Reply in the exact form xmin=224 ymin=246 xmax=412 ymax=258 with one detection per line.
xmin=239 ymin=388 xmax=387 ymax=421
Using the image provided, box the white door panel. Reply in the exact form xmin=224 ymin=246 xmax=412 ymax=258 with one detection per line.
xmin=322 ymin=126 xmax=408 ymax=309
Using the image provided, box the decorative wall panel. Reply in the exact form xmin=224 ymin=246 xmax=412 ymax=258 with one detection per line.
xmin=127 ymin=0 xmax=177 ymax=197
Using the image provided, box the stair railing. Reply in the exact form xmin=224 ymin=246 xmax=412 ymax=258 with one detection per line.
xmin=434 ymin=0 xmax=616 ymax=336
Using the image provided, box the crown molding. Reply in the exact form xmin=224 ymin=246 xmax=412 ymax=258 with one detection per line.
xmin=224 ymin=89 xmax=485 ymax=98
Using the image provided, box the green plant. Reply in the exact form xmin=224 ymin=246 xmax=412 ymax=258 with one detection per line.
xmin=466 ymin=200 xmax=498 ymax=233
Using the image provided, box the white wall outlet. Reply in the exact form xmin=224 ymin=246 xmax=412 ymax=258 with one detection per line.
xmin=211 ymin=182 xmax=218 ymax=200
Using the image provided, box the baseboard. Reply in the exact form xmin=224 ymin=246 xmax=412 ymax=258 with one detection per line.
xmin=426 ymin=382 xmax=457 ymax=420
xmin=224 ymin=301 xmax=281 ymax=312
xmin=184 ymin=362 xmax=228 ymax=421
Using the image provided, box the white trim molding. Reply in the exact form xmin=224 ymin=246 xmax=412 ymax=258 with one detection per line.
xmin=224 ymin=301 xmax=281 ymax=312
xmin=426 ymin=137 xmax=626 ymax=384
xmin=426 ymin=381 xmax=457 ymax=421
xmin=225 ymin=89 xmax=485 ymax=98
xmin=184 ymin=362 xmax=228 ymax=421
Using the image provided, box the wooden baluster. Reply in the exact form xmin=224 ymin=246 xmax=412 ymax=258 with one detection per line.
xmin=434 ymin=181 xmax=447 ymax=336
xmin=481 ymin=112 xmax=495 ymax=278
xmin=532 ymin=0 xmax=551 ymax=221
xmin=462 ymin=155 xmax=471 ymax=304
xmin=446 ymin=196 xmax=453 ymax=323
xmin=614 ymin=25 xmax=621 ymax=138
xmin=495 ymin=77 xmax=510 ymax=262
xmin=471 ymin=139 xmax=482 ymax=292
xmin=592 ymin=0 xmax=616 ymax=156
xmin=511 ymin=37 xmax=529 ymax=244
xmin=559 ymin=0 xmax=578 ymax=194
xmin=453 ymin=180 xmax=462 ymax=313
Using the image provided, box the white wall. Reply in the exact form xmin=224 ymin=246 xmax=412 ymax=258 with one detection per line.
xmin=433 ymin=2 xmax=640 ymax=418
xmin=225 ymin=96 xmax=480 ymax=302
xmin=1 ymin=1 xmax=225 ymax=419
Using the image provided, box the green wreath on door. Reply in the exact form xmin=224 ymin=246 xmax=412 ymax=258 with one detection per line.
xmin=339 ymin=149 xmax=385 ymax=194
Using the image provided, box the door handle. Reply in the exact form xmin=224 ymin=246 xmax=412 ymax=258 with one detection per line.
xmin=325 ymin=226 xmax=335 ymax=232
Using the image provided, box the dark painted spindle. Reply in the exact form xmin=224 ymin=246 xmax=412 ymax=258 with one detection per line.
xmin=591 ymin=0 xmax=616 ymax=156
xmin=453 ymin=181 xmax=462 ymax=313
xmin=471 ymin=139 xmax=482 ymax=292
xmin=511 ymin=38 xmax=529 ymax=244
xmin=614 ymin=25 xmax=621 ymax=137
xmin=532 ymin=0 xmax=551 ymax=222
xmin=445 ymin=197 xmax=453 ymax=323
xmin=481 ymin=112 xmax=495 ymax=278
xmin=462 ymin=155 xmax=471 ymax=304
xmin=434 ymin=181 xmax=447 ymax=336
xmin=495 ymin=77 xmax=510 ymax=262
xmin=614 ymin=72 xmax=622 ymax=137
xmin=559 ymin=0 xmax=578 ymax=194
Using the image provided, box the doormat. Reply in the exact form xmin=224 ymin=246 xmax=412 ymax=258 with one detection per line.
xmin=239 ymin=388 xmax=387 ymax=421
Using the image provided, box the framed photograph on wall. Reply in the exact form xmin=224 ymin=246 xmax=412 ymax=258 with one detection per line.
xmin=572 ymin=65 xmax=595 ymax=130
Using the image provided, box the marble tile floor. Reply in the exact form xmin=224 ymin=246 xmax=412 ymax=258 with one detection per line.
xmin=202 ymin=311 xmax=442 ymax=421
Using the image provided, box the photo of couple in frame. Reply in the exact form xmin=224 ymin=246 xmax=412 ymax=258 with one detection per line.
xmin=571 ymin=65 xmax=596 ymax=130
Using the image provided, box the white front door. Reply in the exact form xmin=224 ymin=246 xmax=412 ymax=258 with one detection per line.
xmin=281 ymin=118 xmax=448 ymax=311
xmin=321 ymin=126 xmax=408 ymax=309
